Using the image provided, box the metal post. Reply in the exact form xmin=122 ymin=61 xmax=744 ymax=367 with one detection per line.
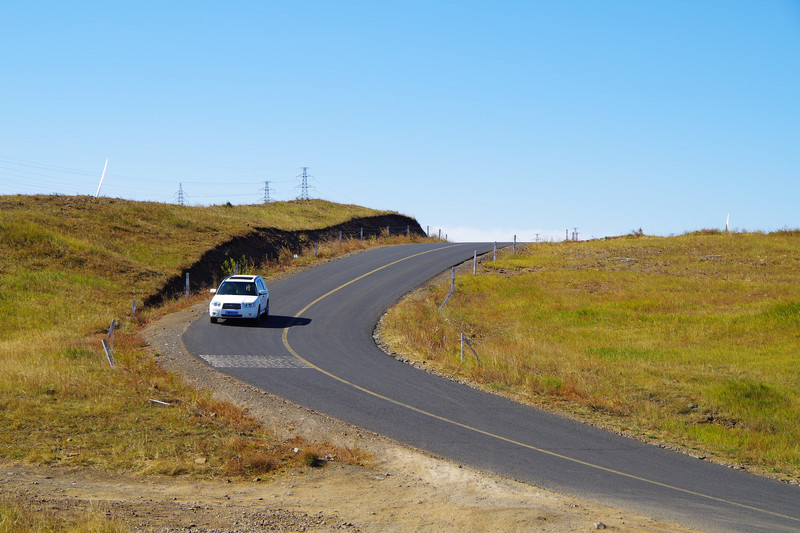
xmin=438 ymin=267 xmax=456 ymax=312
xmin=513 ymin=235 xmax=517 ymax=254
xmin=473 ymin=250 xmax=477 ymax=275
xmin=386 ymin=226 xmax=390 ymax=238
xmin=493 ymin=242 xmax=497 ymax=262
xmin=462 ymin=335 xmax=481 ymax=363
xmin=131 ymin=299 xmax=137 ymax=317
xmin=314 ymin=243 xmax=318 ymax=257
xmin=406 ymin=225 xmax=410 ymax=236
xmin=107 ymin=319 xmax=115 ymax=348
xmin=360 ymin=227 xmax=363 ymax=244
xmin=185 ymin=273 xmax=190 ymax=298
xmin=339 ymin=230 xmax=342 ymax=246
xmin=101 ymin=339 xmax=115 ymax=368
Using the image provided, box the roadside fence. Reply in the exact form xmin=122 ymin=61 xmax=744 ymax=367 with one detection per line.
xmin=434 ymin=239 xmax=523 ymax=365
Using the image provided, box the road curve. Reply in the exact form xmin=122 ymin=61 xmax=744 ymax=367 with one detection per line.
xmin=183 ymin=242 xmax=800 ymax=532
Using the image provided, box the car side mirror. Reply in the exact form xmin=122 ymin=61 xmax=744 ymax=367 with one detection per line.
xmin=259 ymin=290 xmax=268 ymax=295
xmin=210 ymin=289 xmax=217 ymax=294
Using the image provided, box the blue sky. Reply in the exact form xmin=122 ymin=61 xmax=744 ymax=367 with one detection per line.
xmin=2 ymin=1 xmax=798 ymax=241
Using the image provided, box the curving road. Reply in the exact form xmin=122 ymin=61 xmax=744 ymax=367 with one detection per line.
xmin=183 ymin=242 xmax=800 ymax=532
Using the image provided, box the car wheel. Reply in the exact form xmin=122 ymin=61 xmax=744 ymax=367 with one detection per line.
xmin=210 ymin=317 xmax=218 ymax=324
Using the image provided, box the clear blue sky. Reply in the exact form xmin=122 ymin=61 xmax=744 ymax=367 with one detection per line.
xmin=2 ymin=1 xmax=798 ymax=241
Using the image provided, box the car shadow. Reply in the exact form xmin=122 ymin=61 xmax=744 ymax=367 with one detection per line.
xmin=213 ymin=315 xmax=311 ymax=329
xmin=260 ymin=315 xmax=311 ymax=329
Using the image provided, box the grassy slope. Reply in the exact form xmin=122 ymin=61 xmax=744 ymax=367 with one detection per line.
xmin=382 ymin=231 xmax=800 ymax=480
xmin=0 ymin=195 xmax=388 ymax=476
xmin=0 ymin=195 xmax=385 ymax=332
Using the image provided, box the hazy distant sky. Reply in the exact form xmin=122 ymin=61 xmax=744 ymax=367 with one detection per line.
xmin=2 ymin=1 xmax=798 ymax=241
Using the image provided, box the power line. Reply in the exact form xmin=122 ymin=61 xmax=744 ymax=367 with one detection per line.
xmin=0 ymin=154 xmax=323 ymax=205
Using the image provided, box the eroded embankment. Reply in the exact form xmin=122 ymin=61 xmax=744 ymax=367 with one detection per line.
xmin=145 ymin=214 xmax=425 ymax=307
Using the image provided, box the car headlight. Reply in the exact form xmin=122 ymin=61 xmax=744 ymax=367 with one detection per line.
xmin=243 ymin=302 xmax=256 ymax=308
xmin=211 ymin=301 xmax=221 ymax=307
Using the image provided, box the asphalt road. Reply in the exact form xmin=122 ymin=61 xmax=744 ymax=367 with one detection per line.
xmin=183 ymin=242 xmax=800 ymax=532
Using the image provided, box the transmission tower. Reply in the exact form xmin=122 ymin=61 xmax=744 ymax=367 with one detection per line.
xmin=297 ymin=167 xmax=311 ymax=200
xmin=175 ymin=183 xmax=186 ymax=206
xmin=261 ymin=180 xmax=274 ymax=203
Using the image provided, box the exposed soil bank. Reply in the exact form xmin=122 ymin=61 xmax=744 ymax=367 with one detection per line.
xmin=146 ymin=214 xmax=424 ymax=307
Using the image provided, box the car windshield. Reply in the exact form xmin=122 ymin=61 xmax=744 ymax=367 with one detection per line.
xmin=217 ymin=282 xmax=256 ymax=296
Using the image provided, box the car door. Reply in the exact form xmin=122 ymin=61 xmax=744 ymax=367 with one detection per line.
xmin=257 ymin=278 xmax=266 ymax=307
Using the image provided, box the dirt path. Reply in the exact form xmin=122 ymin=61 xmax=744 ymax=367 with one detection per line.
xmin=1 ymin=305 xmax=701 ymax=532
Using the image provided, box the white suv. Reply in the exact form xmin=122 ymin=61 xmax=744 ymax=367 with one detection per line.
xmin=209 ymin=275 xmax=270 ymax=324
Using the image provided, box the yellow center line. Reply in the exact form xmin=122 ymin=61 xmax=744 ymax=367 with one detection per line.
xmin=281 ymin=244 xmax=799 ymax=524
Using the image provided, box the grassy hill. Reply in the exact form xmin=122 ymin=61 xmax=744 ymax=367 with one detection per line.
xmin=381 ymin=230 xmax=800 ymax=481
xmin=4 ymin=194 xmax=798 ymax=489
xmin=0 ymin=194 xmax=417 ymax=477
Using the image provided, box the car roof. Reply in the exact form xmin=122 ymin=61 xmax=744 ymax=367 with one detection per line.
xmin=224 ymin=275 xmax=260 ymax=282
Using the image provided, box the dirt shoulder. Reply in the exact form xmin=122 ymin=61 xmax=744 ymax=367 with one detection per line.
xmin=1 ymin=304 xmax=701 ymax=532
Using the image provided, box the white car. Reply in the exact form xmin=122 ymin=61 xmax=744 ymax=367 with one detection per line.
xmin=208 ymin=275 xmax=270 ymax=324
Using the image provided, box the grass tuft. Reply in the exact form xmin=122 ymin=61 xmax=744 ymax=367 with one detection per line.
xmin=0 ymin=496 xmax=126 ymax=533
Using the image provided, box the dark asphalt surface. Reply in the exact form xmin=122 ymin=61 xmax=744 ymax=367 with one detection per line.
xmin=183 ymin=242 xmax=800 ymax=532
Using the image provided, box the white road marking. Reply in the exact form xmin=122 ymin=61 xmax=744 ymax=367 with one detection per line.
xmin=198 ymin=354 xmax=311 ymax=369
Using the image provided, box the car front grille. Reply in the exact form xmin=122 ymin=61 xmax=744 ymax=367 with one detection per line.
xmin=222 ymin=303 xmax=242 ymax=310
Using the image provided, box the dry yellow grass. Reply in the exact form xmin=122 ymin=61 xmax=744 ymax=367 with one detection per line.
xmin=0 ymin=194 xmax=392 ymax=476
xmin=382 ymin=231 xmax=800 ymax=480
xmin=0 ymin=494 xmax=126 ymax=533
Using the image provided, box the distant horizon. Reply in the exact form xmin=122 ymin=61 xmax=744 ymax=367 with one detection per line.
xmin=5 ymin=190 xmax=791 ymax=243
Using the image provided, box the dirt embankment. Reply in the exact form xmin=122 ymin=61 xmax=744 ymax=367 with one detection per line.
xmin=145 ymin=214 xmax=424 ymax=307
